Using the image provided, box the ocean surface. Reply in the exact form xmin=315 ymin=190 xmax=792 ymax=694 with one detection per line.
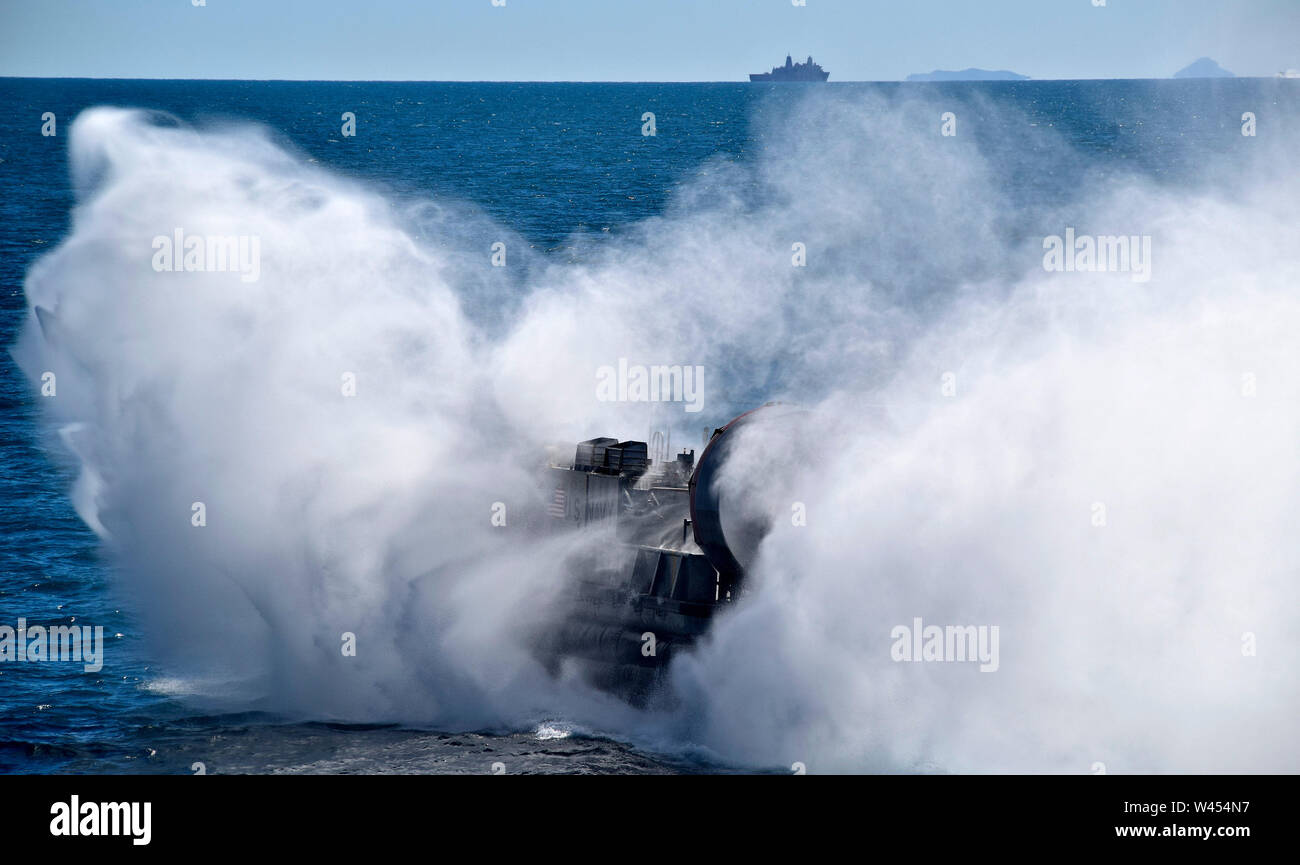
xmin=1 ymin=78 xmax=1296 ymax=774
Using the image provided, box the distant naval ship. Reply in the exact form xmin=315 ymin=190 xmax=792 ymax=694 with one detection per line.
xmin=750 ymin=54 xmax=829 ymax=82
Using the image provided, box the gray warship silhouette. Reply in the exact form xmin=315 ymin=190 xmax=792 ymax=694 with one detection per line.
xmin=750 ymin=54 xmax=830 ymax=82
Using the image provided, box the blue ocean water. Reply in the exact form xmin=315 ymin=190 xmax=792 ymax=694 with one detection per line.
xmin=0 ymin=78 xmax=1295 ymax=774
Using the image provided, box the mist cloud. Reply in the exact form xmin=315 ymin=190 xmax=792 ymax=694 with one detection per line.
xmin=15 ymin=91 xmax=1299 ymax=771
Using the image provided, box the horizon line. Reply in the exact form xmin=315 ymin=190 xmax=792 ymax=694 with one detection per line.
xmin=1 ymin=75 xmax=1291 ymax=84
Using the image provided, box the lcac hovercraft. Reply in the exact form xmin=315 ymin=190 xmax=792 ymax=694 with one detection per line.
xmin=530 ymin=403 xmax=802 ymax=703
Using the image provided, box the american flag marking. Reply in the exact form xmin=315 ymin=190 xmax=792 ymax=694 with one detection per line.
xmin=547 ymin=487 xmax=567 ymax=518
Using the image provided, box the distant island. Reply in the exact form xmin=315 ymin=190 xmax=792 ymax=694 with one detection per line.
xmin=906 ymin=68 xmax=1030 ymax=82
xmin=1173 ymin=57 xmax=1234 ymax=78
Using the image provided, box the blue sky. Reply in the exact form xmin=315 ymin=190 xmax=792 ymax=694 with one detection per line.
xmin=1 ymin=0 xmax=1296 ymax=81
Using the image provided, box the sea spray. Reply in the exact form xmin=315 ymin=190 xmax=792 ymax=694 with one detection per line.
xmin=15 ymin=90 xmax=1300 ymax=772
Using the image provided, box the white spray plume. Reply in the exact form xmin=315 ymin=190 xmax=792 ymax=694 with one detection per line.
xmin=16 ymin=92 xmax=1300 ymax=771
